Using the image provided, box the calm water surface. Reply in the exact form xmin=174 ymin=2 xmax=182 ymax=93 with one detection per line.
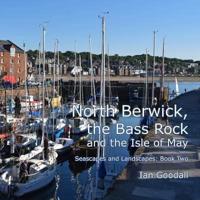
xmin=165 ymin=81 xmax=200 ymax=94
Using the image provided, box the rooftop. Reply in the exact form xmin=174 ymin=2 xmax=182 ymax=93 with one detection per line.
xmin=0 ymin=40 xmax=24 ymax=53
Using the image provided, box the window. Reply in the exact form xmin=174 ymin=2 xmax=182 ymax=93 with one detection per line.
xmin=18 ymin=60 xmax=20 ymax=64
xmin=10 ymin=59 xmax=14 ymax=64
xmin=18 ymin=53 xmax=20 ymax=58
xmin=0 ymin=59 xmax=3 ymax=64
xmin=0 ymin=52 xmax=3 ymax=56
xmin=17 ymin=68 xmax=21 ymax=73
xmin=10 ymin=47 xmax=15 ymax=57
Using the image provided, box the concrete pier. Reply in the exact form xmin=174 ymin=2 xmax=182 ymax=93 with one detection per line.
xmin=46 ymin=75 xmax=200 ymax=83
xmin=105 ymin=89 xmax=200 ymax=200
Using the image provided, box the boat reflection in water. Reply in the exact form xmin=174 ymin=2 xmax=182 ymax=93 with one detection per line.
xmin=21 ymin=177 xmax=59 ymax=200
xmin=68 ymin=156 xmax=95 ymax=176
xmin=68 ymin=136 xmax=97 ymax=176
xmin=71 ymin=138 xmax=98 ymax=157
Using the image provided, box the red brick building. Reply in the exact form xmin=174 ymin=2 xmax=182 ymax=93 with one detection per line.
xmin=0 ymin=40 xmax=26 ymax=83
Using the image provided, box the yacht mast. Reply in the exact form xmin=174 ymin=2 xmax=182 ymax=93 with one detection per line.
xmin=10 ymin=43 xmax=15 ymax=154
xmin=101 ymin=15 xmax=106 ymax=157
xmin=53 ymin=41 xmax=56 ymax=100
xmin=160 ymin=38 xmax=165 ymax=103
xmin=89 ymin=35 xmax=96 ymax=105
xmin=56 ymin=40 xmax=60 ymax=95
xmin=107 ymin=46 xmax=112 ymax=105
xmin=73 ymin=41 xmax=77 ymax=103
xmin=79 ymin=55 xmax=82 ymax=105
xmin=24 ymin=43 xmax=28 ymax=114
xmin=42 ymin=26 xmax=46 ymax=147
xmin=144 ymin=49 xmax=148 ymax=108
xmin=151 ymin=30 xmax=157 ymax=106
xmin=52 ymin=41 xmax=57 ymax=134
xmin=38 ymin=42 xmax=41 ymax=102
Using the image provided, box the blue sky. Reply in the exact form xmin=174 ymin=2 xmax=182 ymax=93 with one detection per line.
xmin=1 ymin=0 xmax=200 ymax=60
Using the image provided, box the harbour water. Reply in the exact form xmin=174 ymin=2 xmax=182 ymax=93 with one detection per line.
xmin=0 ymin=81 xmax=199 ymax=200
xmin=14 ymin=115 xmax=140 ymax=200
xmin=166 ymin=81 xmax=200 ymax=94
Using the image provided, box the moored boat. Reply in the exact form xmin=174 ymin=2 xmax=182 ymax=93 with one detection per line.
xmin=49 ymin=137 xmax=74 ymax=155
xmin=0 ymin=159 xmax=56 ymax=197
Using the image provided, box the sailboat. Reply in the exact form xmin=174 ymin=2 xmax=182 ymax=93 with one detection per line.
xmin=84 ymin=14 xmax=118 ymax=200
xmin=0 ymin=157 xmax=56 ymax=197
xmin=0 ymin=26 xmax=57 ymax=198
xmin=175 ymin=77 xmax=180 ymax=97
xmin=65 ymin=55 xmax=90 ymax=136
xmin=49 ymin=137 xmax=74 ymax=155
xmin=0 ymin=44 xmax=38 ymax=162
xmin=45 ymin=41 xmax=64 ymax=138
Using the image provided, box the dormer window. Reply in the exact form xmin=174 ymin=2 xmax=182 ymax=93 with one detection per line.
xmin=10 ymin=47 xmax=15 ymax=57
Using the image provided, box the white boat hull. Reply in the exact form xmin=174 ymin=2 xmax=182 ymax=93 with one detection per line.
xmin=0 ymin=167 xmax=56 ymax=197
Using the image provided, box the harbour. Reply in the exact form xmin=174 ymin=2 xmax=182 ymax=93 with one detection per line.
xmin=0 ymin=1 xmax=200 ymax=199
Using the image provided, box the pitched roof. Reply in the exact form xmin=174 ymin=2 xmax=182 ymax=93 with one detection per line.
xmin=0 ymin=40 xmax=24 ymax=53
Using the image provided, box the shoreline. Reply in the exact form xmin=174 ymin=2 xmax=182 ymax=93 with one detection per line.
xmin=46 ymin=75 xmax=200 ymax=82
